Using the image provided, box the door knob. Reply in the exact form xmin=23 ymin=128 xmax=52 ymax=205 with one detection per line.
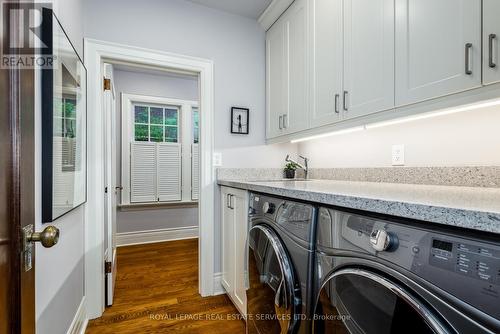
xmin=27 ymin=225 xmax=60 ymax=248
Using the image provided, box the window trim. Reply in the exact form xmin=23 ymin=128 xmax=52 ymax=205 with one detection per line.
xmin=121 ymin=93 xmax=198 ymax=205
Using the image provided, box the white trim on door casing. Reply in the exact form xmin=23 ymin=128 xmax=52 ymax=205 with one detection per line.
xmin=84 ymin=38 xmax=215 ymax=319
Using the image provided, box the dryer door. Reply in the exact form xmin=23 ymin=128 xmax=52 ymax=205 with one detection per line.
xmin=247 ymin=224 xmax=301 ymax=334
xmin=313 ymin=268 xmax=450 ymax=334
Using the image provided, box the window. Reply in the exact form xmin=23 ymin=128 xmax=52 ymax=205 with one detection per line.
xmin=133 ymin=105 xmax=179 ymax=143
xmin=122 ymin=94 xmax=199 ymax=205
xmin=191 ymin=107 xmax=199 ymax=200
xmin=192 ymin=107 xmax=199 ymax=144
xmin=54 ymin=97 xmax=77 ymax=172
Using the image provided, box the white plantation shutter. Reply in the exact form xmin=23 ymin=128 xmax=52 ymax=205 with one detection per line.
xmin=130 ymin=142 xmax=157 ymax=202
xmin=191 ymin=144 xmax=199 ymax=200
xmin=157 ymin=143 xmax=182 ymax=201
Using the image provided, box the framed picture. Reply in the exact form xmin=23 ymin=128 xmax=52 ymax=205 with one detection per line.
xmin=41 ymin=8 xmax=87 ymax=223
xmin=231 ymin=107 xmax=249 ymax=134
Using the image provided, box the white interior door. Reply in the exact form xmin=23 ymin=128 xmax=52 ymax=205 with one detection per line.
xmin=395 ymin=0 xmax=481 ymax=106
xmin=103 ymin=63 xmax=118 ymax=306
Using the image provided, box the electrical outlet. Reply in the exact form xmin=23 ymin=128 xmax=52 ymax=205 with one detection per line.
xmin=213 ymin=152 xmax=222 ymax=167
xmin=392 ymin=144 xmax=405 ymax=166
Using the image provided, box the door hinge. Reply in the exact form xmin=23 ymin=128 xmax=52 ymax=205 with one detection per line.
xmin=103 ymin=78 xmax=111 ymax=91
xmin=105 ymin=186 xmax=108 ymax=194
xmin=105 ymin=261 xmax=112 ymax=274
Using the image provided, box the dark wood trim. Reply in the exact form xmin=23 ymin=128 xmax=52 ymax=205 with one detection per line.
xmin=1 ymin=0 xmax=37 ymax=332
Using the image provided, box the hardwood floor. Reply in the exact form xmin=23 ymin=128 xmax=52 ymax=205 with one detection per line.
xmin=86 ymin=239 xmax=245 ymax=334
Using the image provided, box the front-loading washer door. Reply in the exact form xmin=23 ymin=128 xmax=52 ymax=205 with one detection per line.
xmin=313 ymin=268 xmax=451 ymax=334
xmin=247 ymin=224 xmax=301 ymax=334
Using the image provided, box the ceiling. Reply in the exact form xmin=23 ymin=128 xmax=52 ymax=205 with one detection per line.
xmin=185 ymin=0 xmax=272 ymax=19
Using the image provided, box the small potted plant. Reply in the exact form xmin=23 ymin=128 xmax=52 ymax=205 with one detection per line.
xmin=284 ymin=161 xmax=299 ymax=179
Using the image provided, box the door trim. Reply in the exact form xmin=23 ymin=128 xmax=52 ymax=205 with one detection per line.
xmin=84 ymin=38 xmax=215 ymax=318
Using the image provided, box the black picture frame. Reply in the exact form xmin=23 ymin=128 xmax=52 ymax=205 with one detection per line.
xmin=41 ymin=8 xmax=87 ymax=223
xmin=230 ymin=107 xmax=249 ymax=134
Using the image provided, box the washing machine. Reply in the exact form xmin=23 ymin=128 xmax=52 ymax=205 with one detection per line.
xmin=312 ymin=207 xmax=500 ymax=334
xmin=246 ymin=192 xmax=318 ymax=334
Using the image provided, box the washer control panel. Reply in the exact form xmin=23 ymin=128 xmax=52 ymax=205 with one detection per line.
xmin=429 ymin=239 xmax=500 ymax=285
xmin=330 ymin=211 xmax=500 ymax=321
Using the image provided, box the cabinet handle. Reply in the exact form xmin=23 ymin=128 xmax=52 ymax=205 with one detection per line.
xmin=343 ymin=91 xmax=349 ymax=111
xmin=226 ymin=194 xmax=231 ymax=208
xmin=489 ymin=34 xmax=497 ymax=68
xmin=465 ymin=43 xmax=473 ymax=75
xmin=283 ymin=114 xmax=287 ymax=129
xmin=334 ymin=93 xmax=340 ymax=114
xmin=229 ymin=195 xmax=234 ymax=210
xmin=279 ymin=115 xmax=283 ymax=130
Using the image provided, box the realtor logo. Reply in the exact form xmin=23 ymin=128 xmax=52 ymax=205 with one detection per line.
xmin=1 ymin=1 xmax=53 ymax=68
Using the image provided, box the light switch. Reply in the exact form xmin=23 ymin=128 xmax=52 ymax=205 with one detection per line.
xmin=213 ymin=152 xmax=222 ymax=167
xmin=392 ymin=144 xmax=405 ymax=166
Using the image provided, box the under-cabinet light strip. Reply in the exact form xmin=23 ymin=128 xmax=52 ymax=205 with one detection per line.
xmin=291 ymin=98 xmax=500 ymax=143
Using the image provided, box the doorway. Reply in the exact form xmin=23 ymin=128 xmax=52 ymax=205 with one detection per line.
xmin=85 ymin=39 xmax=215 ymax=319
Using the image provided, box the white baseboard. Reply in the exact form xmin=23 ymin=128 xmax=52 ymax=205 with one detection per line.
xmin=116 ymin=226 xmax=198 ymax=247
xmin=213 ymin=272 xmax=225 ymax=295
xmin=66 ymin=297 xmax=88 ymax=334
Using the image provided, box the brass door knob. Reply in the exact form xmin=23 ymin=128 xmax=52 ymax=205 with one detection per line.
xmin=28 ymin=225 xmax=60 ymax=248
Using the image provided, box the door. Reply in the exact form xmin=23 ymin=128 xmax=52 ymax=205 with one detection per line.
xmin=221 ymin=187 xmax=235 ymax=293
xmin=1 ymin=0 xmax=36 ymax=331
xmin=310 ymin=0 xmax=343 ymax=127
xmin=266 ymin=19 xmax=286 ymax=139
xmin=343 ymin=0 xmax=394 ymax=119
xmin=283 ymin=0 xmax=309 ymax=133
xmin=483 ymin=0 xmax=500 ymax=85
xmin=395 ymin=0 xmax=481 ymax=106
xmin=246 ymin=225 xmax=301 ymax=334
xmin=103 ymin=63 xmax=118 ymax=306
xmin=232 ymin=189 xmax=248 ymax=315
xmin=313 ymin=268 xmax=449 ymax=333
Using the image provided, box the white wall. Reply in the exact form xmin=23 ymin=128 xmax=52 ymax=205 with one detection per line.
xmin=35 ymin=1 xmax=85 ymax=334
xmin=298 ymin=106 xmax=500 ymax=168
xmin=83 ymin=0 xmax=297 ymax=167
xmin=113 ymin=68 xmax=199 ymax=233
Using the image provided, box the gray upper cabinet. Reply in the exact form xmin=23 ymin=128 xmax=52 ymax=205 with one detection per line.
xmin=266 ymin=19 xmax=286 ymax=139
xmin=265 ymin=0 xmax=499 ymax=142
xmin=343 ymin=0 xmax=395 ymax=120
xmin=266 ymin=0 xmax=308 ymax=139
xmin=483 ymin=0 xmax=500 ymax=85
xmin=395 ymin=0 xmax=482 ymax=106
xmin=282 ymin=0 xmax=309 ymax=133
xmin=309 ymin=0 xmax=343 ymax=127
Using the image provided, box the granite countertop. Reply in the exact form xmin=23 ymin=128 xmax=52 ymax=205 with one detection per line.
xmin=217 ymin=178 xmax=500 ymax=234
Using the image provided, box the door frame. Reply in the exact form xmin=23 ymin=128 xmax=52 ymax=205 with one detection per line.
xmin=84 ymin=38 xmax=215 ymax=319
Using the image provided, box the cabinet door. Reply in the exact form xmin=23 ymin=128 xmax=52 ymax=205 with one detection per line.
xmin=343 ymin=0 xmax=394 ymax=119
xmin=232 ymin=189 xmax=249 ymax=315
xmin=221 ymin=187 xmax=234 ymax=293
xmin=310 ymin=0 xmax=343 ymax=127
xmin=483 ymin=0 xmax=500 ymax=85
xmin=266 ymin=20 xmax=286 ymax=139
xmin=283 ymin=0 xmax=309 ymax=133
xmin=395 ymin=0 xmax=481 ymax=106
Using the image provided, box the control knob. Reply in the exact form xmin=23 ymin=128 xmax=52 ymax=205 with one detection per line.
xmin=262 ymin=202 xmax=276 ymax=214
xmin=370 ymin=229 xmax=398 ymax=252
